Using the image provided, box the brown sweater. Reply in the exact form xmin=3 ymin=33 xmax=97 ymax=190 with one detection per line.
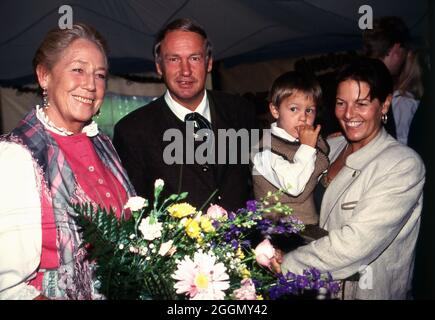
xmin=253 ymin=134 xmax=329 ymax=225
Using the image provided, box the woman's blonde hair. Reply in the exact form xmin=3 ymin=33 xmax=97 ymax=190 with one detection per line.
xmin=33 ymin=22 xmax=109 ymax=74
xmin=397 ymin=50 xmax=424 ymax=99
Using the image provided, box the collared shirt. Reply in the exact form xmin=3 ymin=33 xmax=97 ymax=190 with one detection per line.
xmin=164 ymin=90 xmax=212 ymax=123
xmin=36 ymin=105 xmax=99 ymax=137
xmin=392 ymin=90 xmax=419 ymax=145
xmin=252 ymin=122 xmax=317 ymax=196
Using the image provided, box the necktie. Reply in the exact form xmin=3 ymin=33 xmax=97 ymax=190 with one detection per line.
xmin=184 ymin=112 xmax=212 ymax=132
xmin=183 ymin=113 xmax=215 ymax=184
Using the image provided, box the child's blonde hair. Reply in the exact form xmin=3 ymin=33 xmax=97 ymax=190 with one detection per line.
xmin=268 ymin=71 xmax=322 ymax=108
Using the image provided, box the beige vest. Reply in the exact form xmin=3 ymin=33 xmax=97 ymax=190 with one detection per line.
xmin=253 ymin=134 xmax=329 ymax=225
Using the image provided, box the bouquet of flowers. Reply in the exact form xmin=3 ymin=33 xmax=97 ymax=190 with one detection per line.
xmin=73 ymin=179 xmax=340 ymax=300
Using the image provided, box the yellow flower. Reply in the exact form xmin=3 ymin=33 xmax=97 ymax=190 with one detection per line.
xmin=241 ymin=268 xmax=251 ymax=278
xmin=200 ymin=216 xmax=215 ymax=233
xmin=236 ymin=247 xmax=245 ymax=259
xmin=185 ymin=218 xmax=201 ymax=239
xmin=168 ymin=203 xmax=196 ymax=218
xmin=256 ymin=294 xmax=264 ymax=300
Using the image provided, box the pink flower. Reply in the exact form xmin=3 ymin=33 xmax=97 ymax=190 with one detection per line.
xmin=172 ymin=251 xmax=230 ymax=300
xmin=206 ymin=204 xmax=228 ymax=220
xmin=254 ymin=239 xmax=275 ymax=269
xmin=233 ymin=278 xmax=257 ymax=300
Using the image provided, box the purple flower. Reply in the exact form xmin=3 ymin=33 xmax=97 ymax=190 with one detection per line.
xmin=313 ymin=279 xmax=325 ymax=290
xmin=329 ymin=281 xmax=341 ymax=294
xmin=296 ymin=275 xmax=309 ymax=289
xmin=231 ymin=239 xmax=239 ymax=250
xmin=257 ymin=219 xmax=273 ymax=233
xmin=252 ymin=279 xmax=262 ymax=288
xmin=212 ymin=220 xmax=220 ymax=229
xmin=246 ymin=200 xmax=257 ymax=212
xmin=275 ymin=226 xmax=286 ymax=234
xmin=284 ymin=271 xmax=296 ymax=280
xmin=268 ymin=268 xmax=340 ymax=299
xmin=309 ymin=268 xmax=321 ymax=280
xmin=223 ymin=232 xmax=232 ymax=242
xmin=228 ymin=212 xmax=236 ymax=221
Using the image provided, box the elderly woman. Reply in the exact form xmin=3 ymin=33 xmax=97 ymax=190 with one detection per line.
xmin=0 ymin=23 xmax=135 ymax=299
xmin=274 ymin=57 xmax=425 ymax=299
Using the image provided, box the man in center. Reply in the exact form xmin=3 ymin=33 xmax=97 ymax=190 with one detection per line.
xmin=113 ymin=18 xmax=257 ymax=210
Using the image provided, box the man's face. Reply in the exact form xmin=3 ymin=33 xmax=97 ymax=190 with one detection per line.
xmin=384 ymin=44 xmax=408 ymax=76
xmin=156 ymin=30 xmax=212 ymax=110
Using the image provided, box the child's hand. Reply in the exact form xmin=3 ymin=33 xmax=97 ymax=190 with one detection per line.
xmin=297 ymin=124 xmax=321 ymax=148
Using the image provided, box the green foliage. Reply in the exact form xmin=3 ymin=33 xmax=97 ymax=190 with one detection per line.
xmin=71 ymin=186 xmax=339 ymax=300
xmin=72 ymin=203 xmax=142 ymax=299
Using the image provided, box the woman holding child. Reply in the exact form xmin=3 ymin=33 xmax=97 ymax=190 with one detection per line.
xmin=271 ymin=57 xmax=425 ymax=299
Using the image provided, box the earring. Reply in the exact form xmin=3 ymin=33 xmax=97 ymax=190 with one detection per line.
xmin=381 ymin=113 xmax=388 ymax=124
xmin=42 ymin=87 xmax=49 ymax=109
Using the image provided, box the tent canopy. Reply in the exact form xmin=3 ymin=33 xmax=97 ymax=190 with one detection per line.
xmin=0 ymin=0 xmax=428 ymax=85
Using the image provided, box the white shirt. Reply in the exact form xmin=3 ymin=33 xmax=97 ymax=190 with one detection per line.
xmin=0 ymin=106 xmax=98 ymax=300
xmin=252 ymin=122 xmax=317 ymax=196
xmin=164 ymin=90 xmax=211 ymax=123
xmin=392 ymin=90 xmax=420 ymax=145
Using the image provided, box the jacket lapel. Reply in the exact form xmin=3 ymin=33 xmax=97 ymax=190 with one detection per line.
xmin=161 ymin=95 xmax=220 ymax=190
xmin=320 ymin=128 xmax=390 ymax=228
xmin=320 ymin=166 xmax=361 ymax=228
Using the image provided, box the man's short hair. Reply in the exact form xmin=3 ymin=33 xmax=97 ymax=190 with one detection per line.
xmin=362 ymin=16 xmax=410 ymax=59
xmin=153 ymin=18 xmax=212 ymax=62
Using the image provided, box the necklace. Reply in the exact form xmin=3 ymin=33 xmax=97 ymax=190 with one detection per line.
xmin=36 ymin=105 xmax=99 ymax=137
xmin=37 ymin=105 xmax=74 ymax=136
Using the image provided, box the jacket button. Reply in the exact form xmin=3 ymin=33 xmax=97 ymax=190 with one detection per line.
xmin=202 ymin=165 xmax=209 ymax=172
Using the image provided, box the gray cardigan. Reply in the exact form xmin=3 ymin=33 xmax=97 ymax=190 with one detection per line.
xmin=281 ymin=128 xmax=425 ymax=299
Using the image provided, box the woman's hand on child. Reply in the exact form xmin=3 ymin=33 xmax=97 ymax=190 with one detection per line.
xmin=270 ymin=248 xmax=284 ymax=274
xmin=297 ymin=124 xmax=321 ymax=148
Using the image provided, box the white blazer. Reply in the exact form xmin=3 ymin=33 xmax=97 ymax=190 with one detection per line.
xmin=281 ymin=128 xmax=425 ymax=299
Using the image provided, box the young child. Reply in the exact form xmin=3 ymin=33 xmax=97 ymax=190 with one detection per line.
xmin=252 ymin=71 xmax=329 ymax=226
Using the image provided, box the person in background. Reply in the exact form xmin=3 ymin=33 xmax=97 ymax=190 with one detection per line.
xmin=252 ymin=71 xmax=329 ymax=226
xmin=0 ymin=23 xmax=135 ymax=300
xmin=362 ymin=16 xmax=411 ymax=139
xmin=272 ymin=57 xmax=425 ymax=300
xmin=113 ymin=18 xmax=257 ymax=211
xmin=393 ymin=50 xmax=424 ymax=145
